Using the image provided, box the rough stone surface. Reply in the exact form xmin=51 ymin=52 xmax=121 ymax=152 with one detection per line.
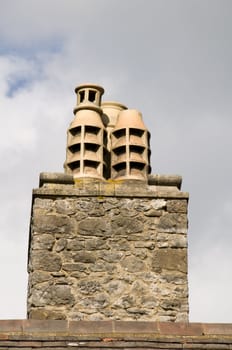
xmin=28 ymin=183 xmax=189 ymax=322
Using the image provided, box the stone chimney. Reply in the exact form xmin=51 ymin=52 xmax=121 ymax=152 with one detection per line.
xmin=27 ymin=84 xmax=189 ymax=321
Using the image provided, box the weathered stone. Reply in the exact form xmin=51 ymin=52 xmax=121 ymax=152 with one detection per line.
xmin=161 ymin=271 xmax=186 ymax=284
xmin=54 ymin=199 xmax=76 ymax=215
xmin=98 ymin=251 xmax=123 ymax=262
xmin=32 ymin=234 xmax=55 ymax=250
xmin=30 ymin=271 xmax=51 ymax=285
xmin=127 ymin=307 xmax=148 ymax=314
xmin=78 ymin=200 xmax=94 ymax=211
xmin=105 ymin=280 xmax=127 ymax=295
xmin=34 ymin=198 xmax=54 ymax=209
xmin=121 ymin=256 xmax=146 ymax=272
xmin=29 ymin=192 xmax=188 ymax=322
xmin=157 ymin=233 xmax=187 ymax=248
xmin=103 ymin=198 xmax=119 ymax=210
xmin=78 ymin=218 xmax=107 ymax=236
xmin=29 ymin=309 xmax=66 ymax=320
xmin=33 ymin=214 xmax=75 ymax=234
xmin=88 ymin=262 xmax=105 ymax=272
xmin=67 ymin=238 xmax=85 ymax=251
xmin=133 ymin=248 xmax=147 ymax=259
xmin=89 ymin=203 xmax=105 ymax=217
xmin=161 ymin=299 xmax=181 ymax=311
xmin=62 ymin=263 xmax=87 ymax=272
xmin=70 ymin=271 xmax=88 ymax=278
xmin=73 ymin=252 xmax=96 ymax=263
xmin=111 ymin=217 xmax=143 ymax=234
xmin=47 ymin=284 xmax=75 ymax=305
xmin=158 ymin=213 xmax=188 ymax=233
xmin=144 ymin=209 xmax=162 ymax=217
xmin=85 ymin=238 xmax=107 ymax=250
xmin=89 ymin=262 xmax=114 ymax=273
xmin=51 ymin=271 xmax=66 ymax=277
xmin=74 ymin=211 xmax=87 ymax=221
xmin=167 ymin=199 xmax=188 ymax=213
xmin=152 ymin=249 xmax=187 ymax=273
xmin=31 ymin=252 xmax=62 ymax=272
xmin=170 ymin=235 xmax=187 ymax=248
xmin=55 ymin=238 xmax=67 ymax=252
xmin=133 ymin=201 xmax=152 ymax=212
xmin=109 ymin=239 xmax=130 ymax=251
xmin=114 ymin=295 xmax=135 ymax=309
xmin=151 ymin=199 xmax=166 ymax=209
xmin=77 ymin=280 xmax=102 ymax=294
xmin=134 ymin=241 xmax=155 ymax=249
xmin=78 ymin=293 xmax=109 ymax=309
xmin=141 ymin=295 xmax=157 ymax=308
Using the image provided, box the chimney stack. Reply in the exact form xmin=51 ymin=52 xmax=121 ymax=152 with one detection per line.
xmin=27 ymin=84 xmax=189 ymax=322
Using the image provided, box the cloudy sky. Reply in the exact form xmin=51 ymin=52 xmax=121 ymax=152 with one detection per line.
xmin=0 ymin=0 xmax=232 ymax=322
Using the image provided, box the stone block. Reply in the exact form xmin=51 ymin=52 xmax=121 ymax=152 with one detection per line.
xmin=121 ymin=256 xmax=146 ymax=272
xmin=32 ymin=234 xmax=55 ymax=250
xmin=78 ymin=218 xmax=108 ymax=236
xmin=167 ymin=199 xmax=188 ymax=213
xmin=111 ymin=216 xmax=144 ymax=235
xmin=73 ymin=252 xmax=96 ymax=264
xmin=31 ymin=252 xmax=62 ymax=272
xmin=33 ymin=214 xmax=75 ymax=234
xmin=158 ymin=213 xmax=188 ymax=233
xmin=152 ymin=249 xmax=187 ymax=273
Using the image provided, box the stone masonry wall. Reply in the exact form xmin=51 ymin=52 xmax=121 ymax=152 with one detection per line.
xmin=27 ymin=178 xmax=188 ymax=322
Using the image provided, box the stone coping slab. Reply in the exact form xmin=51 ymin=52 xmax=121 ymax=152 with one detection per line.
xmin=0 ymin=320 xmax=231 ymax=337
xmin=0 ymin=321 xmax=232 ymax=350
xmin=34 ymin=175 xmax=188 ymax=199
xmin=39 ymin=173 xmax=183 ymax=190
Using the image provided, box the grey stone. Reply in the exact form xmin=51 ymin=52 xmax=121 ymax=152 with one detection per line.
xmin=134 ymin=241 xmax=155 ymax=249
xmin=33 ymin=214 xmax=75 ymax=234
xmin=105 ymin=280 xmax=127 ymax=295
xmin=88 ymin=262 xmax=106 ymax=272
xmin=67 ymin=238 xmax=85 ymax=251
xmin=89 ymin=203 xmax=105 ymax=217
xmin=77 ymin=280 xmax=101 ymax=294
xmin=78 ymin=218 xmax=107 ymax=236
xmin=115 ymin=295 xmax=134 ymax=308
xmin=34 ymin=198 xmax=54 ymax=209
xmin=74 ymin=211 xmax=87 ymax=221
xmin=28 ymin=309 xmax=67 ymax=320
xmin=31 ymin=252 xmax=62 ymax=272
xmin=158 ymin=213 xmax=188 ymax=233
xmin=47 ymin=284 xmax=75 ymax=305
xmin=98 ymin=251 xmax=123 ymax=263
xmin=167 ymin=199 xmax=188 ymax=213
xmin=62 ymin=263 xmax=87 ymax=272
xmin=151 ymin=199 xmax=167 ymax=209
xmin=127 ymin=307 xmax=148 ymax=314
xmin=111 ymin=217 xmax=143 ymax=235
xmin=152 ymin=249 xmax=187 ymax=273
xmin=32 ymin=234 xmax=55 ymax=250
xmin=161 ymin=299 xmax=181 ymax=311
xmin=54 ymin=199 xmax=76 ymax=215
xmin=55 ymin=238 xmax=67 ymax=252
xmin=78 ymin=200 xmax=94 ymax=211
xmin=73 ymin=252 xmax=96 ymax=263
xmin=144 ymin=209 xmax=163 ymax=217
xmin=121 ymin=256 xmax=146 ymax=272
xmin=85 ymin=238 xmax=107 ymax=250
xmin=30 ymin=271 xmax=51 ymax=285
